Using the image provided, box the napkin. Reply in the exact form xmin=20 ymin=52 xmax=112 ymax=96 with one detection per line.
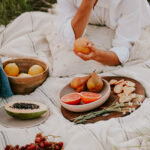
xmin=0 ymin=60 xmax=13 ymax=98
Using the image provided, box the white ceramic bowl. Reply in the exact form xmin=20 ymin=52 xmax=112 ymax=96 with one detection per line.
xmin=60 ymin=79 xmax=111 ymax=112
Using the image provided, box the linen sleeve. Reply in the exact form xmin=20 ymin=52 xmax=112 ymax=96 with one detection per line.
xmin=110 ymin=0 xmax=142 ymax=64
xmin=56 ymin=0 xmax=77 ymax=48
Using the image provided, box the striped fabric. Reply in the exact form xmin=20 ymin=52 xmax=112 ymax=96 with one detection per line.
xmin=0 ymin=12 xmax=150 ymax=150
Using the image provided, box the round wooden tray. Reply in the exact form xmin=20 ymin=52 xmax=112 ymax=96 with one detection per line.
xmin=61 ymin=76 xmax=146 ymax=124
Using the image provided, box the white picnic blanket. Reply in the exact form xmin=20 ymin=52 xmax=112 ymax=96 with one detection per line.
xmin=0 ymin=11 xmax=150 ymax=150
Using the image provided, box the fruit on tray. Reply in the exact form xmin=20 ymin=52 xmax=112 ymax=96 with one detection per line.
xmin=5 ymin=133 xmax=64 ymax=150
xmin=70 ymin=75 xmax=90 ymax=92
xmin=4 ymin=63 xmax=19 ymax=76
xmin=5 ymin=101 xmax=48 ymax=120
xmin=28 ymin=64 xmax=44 ymax=76
xmin=18 ymin=73 xmax=32 ymax=77
xmin=87 ymin=71 xmax=103 ymax=93
xmin=80 ymin=92 xmax=102 ymax=104
xmin=74 ymin=37 xmax=91 ymax=54
xmin=61 ymin=92 xmax=102 ymax=105
xmin=70 ymin=71 xmax=104 ymax=93
xmin=61 ymin=93 xmax=81 ymax=105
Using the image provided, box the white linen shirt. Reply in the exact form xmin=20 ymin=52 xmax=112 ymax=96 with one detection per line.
xmin=56 ymin=0 xmax=150 ymax=64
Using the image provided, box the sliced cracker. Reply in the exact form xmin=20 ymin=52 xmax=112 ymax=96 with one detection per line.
xmin=136 ymin=94 xmax=144 ymax=102
xmin=118 ymin=81 xmax=127 ymax=86
xmin=125 ymin=81 xmax=136 ymax=87
xmin=119 ymin=95 xmax=133 ymax=103
xmin=123 ymin=86 xmax=135 ymax=95
xmin=115 ymin=79 xmax=125 ymax=85
xmin=114 ymin=84 xmax=123 ymax=94
xmin=129 ymin=93 xmax=137 ymax=99
xmin=118 ymin=93 xmax=126 ymax=98
xmin=109 ymin=79 xmax=118 ymax=85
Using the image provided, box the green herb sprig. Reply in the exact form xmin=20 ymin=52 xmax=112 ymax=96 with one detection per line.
xmin=72 ymin=103 xmax=138 ymax=124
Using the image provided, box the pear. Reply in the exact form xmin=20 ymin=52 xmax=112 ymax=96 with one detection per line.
xmin=87 ymin=71 xmax=103 ymax=93
xmin=76 ymin=84 xmax=86 ymax=92
xmin=70 ymin=76 xmax=90 ymax=92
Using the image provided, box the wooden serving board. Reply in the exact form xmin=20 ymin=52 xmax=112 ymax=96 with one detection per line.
xmin=61 ymin=76 xmax=146 ymax=124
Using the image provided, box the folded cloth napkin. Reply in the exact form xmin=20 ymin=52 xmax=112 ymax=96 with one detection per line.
xmin=0 ymin=60 xmax=13 ymax=98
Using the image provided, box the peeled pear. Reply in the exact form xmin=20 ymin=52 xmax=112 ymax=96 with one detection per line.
xmin=70 ymin=76 xmax=90 ymax=92
xmin=87 ymin=72 xmax=103 ymax=93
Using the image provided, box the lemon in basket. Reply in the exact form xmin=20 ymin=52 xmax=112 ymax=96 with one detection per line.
xmin=28 ymin=65 xmax=44 ymax=76
xmin=18 ymin=73 xmax=32 ymax=78
xmin=4 ymin=63 xmax=19 ymax=76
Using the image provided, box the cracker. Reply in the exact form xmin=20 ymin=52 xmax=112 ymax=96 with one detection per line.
xmin=118 ymin=81 xmax=127 ymax=86
xmin=125 ymin=81 xmax=136 ymax=87
xmin=136 ymin=94 xmax=144 ymax=102
xmin=118 ymin=93 xmax=126 ymax=98
xmin=115 ymin=79 xmax=125 ymax=85
xmin=129 ymin=93 xmax=137 ymax=99
xmin=109 ymin=79 xmax=118 ymax=85
xmin=123 ymin=86 xmax=135 ymax=95
xmin=114 ymin=84 xmax=123 ymax=94
xmin=119 ymin=95 xmax=133 ymax=103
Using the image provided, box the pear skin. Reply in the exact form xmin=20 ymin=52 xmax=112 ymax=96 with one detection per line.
xmin=76 ymin=84 xmax=86 ymax=92
xmin=70 ymin=76 xmax=90 ymax=91
xmin=87 ymin=72 xmax=103 ymax=93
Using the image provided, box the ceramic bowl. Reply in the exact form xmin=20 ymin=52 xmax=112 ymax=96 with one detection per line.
xmin=60 ymin=79 xmax=111 ymax=112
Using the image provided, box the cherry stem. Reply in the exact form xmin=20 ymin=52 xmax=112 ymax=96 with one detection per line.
xmin=45 ymin=134 xmax=61 ymax=139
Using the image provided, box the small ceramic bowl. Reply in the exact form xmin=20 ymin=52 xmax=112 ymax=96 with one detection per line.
xmin=3 ymin=58 xmax=49 ymax=95
xmin=60 ymin=79 xmax=111 ymax=112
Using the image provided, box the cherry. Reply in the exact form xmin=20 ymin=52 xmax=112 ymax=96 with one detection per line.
xmin=20 ymin=146 xmax=25 ymax=150
xmin=44 ymin=141 xmax=51 ymax=147
xmin=58 ymin=142 xmax=63 ymax=147
xmin=15 ymin=145 xmax=19 ymax=149
xmin=55 ymin=145 xmax=60 ymax=150
xmin=41 ymin=137 xmax=46 ymax=142
xmin=4 ymin=133 xmax=64 ymax=150
xmin=39 ymin=142 xmax=45 ymax=148
xmin=35 ymin=146 xmax=40 ymax=150
xmin=29 ymin=144 xmax=36 ymax=150
xmin=5 ymin=145 xmax=12 ymax=150
xmin=36 ymin=133 xmax=42 ymax=138
xmin=35 ymin=137 xmax=41 ymax=143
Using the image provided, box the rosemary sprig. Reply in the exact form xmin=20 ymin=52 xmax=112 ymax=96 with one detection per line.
xmin=72 ymin=103 xmax=134 ymax=124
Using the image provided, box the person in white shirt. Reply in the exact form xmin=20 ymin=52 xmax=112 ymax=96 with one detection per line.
xmin=57 ymin=0 xmax=150 ymax=66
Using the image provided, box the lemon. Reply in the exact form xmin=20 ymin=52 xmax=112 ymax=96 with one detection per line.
xmin=4 ymin=63 xmax=19 ymax=76
xmin=18 ymin=73 xmax=32 ymax=78
xmin=28 ymin=65 xmax=44 ymax=76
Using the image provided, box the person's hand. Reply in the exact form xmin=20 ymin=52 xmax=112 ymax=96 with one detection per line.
xmin=74 ymin=42 xmax=99 ymax=61
xmin=74 ymin=41 xmax=121 ymax=66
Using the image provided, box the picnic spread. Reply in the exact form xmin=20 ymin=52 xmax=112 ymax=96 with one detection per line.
xmin=0 ymin=11 xmax=150 ymax=150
